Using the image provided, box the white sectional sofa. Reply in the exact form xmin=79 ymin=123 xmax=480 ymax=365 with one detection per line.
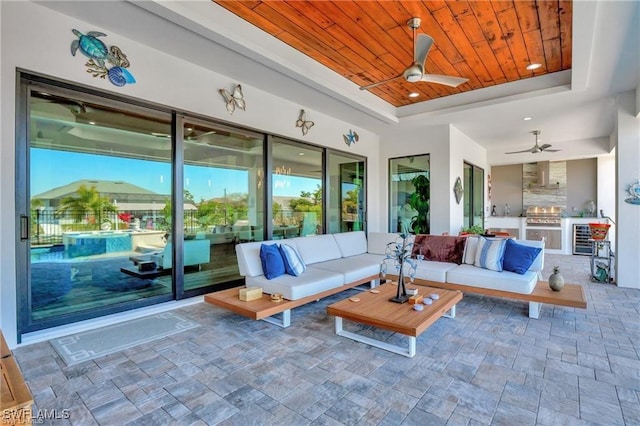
xmin=377 ymin=232 xmax=547 ymax=318
xmin=235 ymin=231 xmax=383 ymax=301
xmin=235 ymin=231 xmax=552 ymax=321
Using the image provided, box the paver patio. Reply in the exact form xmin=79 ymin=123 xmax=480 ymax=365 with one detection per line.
xmin=13 ymin=254 xmax=640 ymax=425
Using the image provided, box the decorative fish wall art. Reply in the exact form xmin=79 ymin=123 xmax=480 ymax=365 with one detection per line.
xmin=295 ymin=109 xmax=314 ymax=136
xmin=219 ymin=84 xmax=246 ymax=114
xmin=70 ymin=29 xmax=136 ymax=87
xmin=343 ymin=130 xmax=359 ymax=146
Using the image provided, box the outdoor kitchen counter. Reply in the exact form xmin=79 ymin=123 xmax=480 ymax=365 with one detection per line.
xmin=486 ymin=217 xmax=605 ymax=255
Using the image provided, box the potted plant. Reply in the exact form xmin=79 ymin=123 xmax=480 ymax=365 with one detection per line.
xmin=460 ymin=224 xmax=485 ymax=235
xmin=408 ymin=174 xmax=430 ymax=234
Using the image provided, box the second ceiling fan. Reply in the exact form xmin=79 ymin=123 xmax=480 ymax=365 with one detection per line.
xmin=506 ymin=130 xmax=561 ymax=154
xmin=359 ymin=18 xmax=469 ymax=91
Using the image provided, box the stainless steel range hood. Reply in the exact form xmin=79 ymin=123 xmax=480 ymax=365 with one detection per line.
xmin=536 ymin=161 xmax=550 ymax=187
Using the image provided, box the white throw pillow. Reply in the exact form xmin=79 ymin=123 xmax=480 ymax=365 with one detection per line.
xmin=462 ymin=235 xmax=480 ymax=265
xmin=474 ymin=237 xmax=507 ymax=272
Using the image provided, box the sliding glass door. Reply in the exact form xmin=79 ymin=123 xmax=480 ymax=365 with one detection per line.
xmin=271 ymin=138 xmax=323 ymax=239
xmin=327 ymin=152 xmax=366 ymax=234
xmin=181 ymin=120 xmax=264 ymax=292
xmin=20 ymin=82 xmax=174 ymax=332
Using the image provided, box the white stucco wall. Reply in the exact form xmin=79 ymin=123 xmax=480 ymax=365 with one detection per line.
xmin=0 ymin=1 xmax=380 ymax=346
xmin=448 ymin=125 xmax=489 ymax=236
xmin=597 ymin=154 xmax=616 ymax=249
xmin=378 ymin=125 xmax=488 ymax=236
xmin=378 ymin=125 xmax=451 ymax=234
xmin=615 ymin=91 xmax=640 ymax=289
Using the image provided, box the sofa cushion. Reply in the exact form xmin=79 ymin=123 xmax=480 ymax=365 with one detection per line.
xmin=260 ymin=244 xmax=286 ymax=279
xmin=333 ymin=231 xmax=367 ymax=258
xmin=412 ymin=234 xmax=466 ymax=264
xmin=236 ymin=240 xmax=291 ymax=277
xmin=446 ymin=264 xmax=538 ymax=294
xmin=292 ymin=234 xmax=342 ymax=265
xmin=414 ymin=260 xmax=458 ymax=283
xmin=246 ymin=267 xmax=343 ymax=300
xmin=311 ymin=255 xmax=381 ymax=284
xmin=502 ymin=239 xmax=542 ymax=275
xmin=462 ymin=235 xmax=480 ymax=265
xmin=279 ymin=243 xmax=306 ymax=276
xmin=474 ymin=237 xmax=507 ymax=272
xmin=367 ymin=232 xmax=403 ymax=255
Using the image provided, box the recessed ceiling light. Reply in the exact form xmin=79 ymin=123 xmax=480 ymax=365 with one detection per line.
xmin=526 ymin=63 xmax=542 ymax=71
xmin=408 ymin=92 xmax=420 ymax=98
xmin=523 ymin=116 xmax=533 ymax=121
xmin=298 ymin=152 xmax=304 ymax=156
xmin=88 ymin=121 xmax=96 ymax=125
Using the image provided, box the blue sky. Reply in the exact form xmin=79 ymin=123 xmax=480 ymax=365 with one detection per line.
xmin=31 ymin=149 xmax=320 ymax=201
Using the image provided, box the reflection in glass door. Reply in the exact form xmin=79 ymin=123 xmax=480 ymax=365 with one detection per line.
xmin=327 ymin=152 xmax=366 ymax=234
xmin=271 ymin=139 xmax=323 ymax=239
xmin=182 ymin=121 xmax=264 ymax=292
xmin=22 ymin=85 xmax=173 ymax=331
xmin=389 ymin=155 xmax=430 ymax=234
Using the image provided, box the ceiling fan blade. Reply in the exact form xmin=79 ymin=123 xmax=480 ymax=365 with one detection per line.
xmin=539 ymin=143 xmax=553 ymax=150
xmin=415 ymin=34 xmax=434 ymax=67
xmin=359 ymin=74 xmax=404 ymax=90
xmin=543 ymin=148 xmax=561 ymax=152
xmin=420 ymin=74 xmax=469 ymax=88
xmin=505 ymin=147 xmax=537 ymax=154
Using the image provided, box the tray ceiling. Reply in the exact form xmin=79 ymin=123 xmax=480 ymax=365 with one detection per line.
xmin=214 ymin=0 xmax=572 ymax=107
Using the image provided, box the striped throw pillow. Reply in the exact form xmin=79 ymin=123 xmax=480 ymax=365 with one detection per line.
xmin=279 ymin=244 xmax=306 ymax=276
xmin=474 ymin=237 xmax=507 ymax=272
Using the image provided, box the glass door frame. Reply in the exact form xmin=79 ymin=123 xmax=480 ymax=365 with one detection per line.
xmin=326 ymin=149 xmax=367 ymax=234
xmin=463 ymin=161 xmax=485 ymax=230
xmin=16 ymin=75 xmax=177 ymax=336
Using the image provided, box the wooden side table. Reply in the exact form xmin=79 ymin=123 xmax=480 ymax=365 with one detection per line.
xmin=1 ymin=331 xmax=33 ymax=425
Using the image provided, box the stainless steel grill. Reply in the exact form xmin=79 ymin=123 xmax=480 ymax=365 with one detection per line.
xmin=525 ymin=206 xmax=562 ymax=227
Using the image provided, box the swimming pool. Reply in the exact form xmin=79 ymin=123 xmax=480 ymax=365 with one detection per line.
xmin=63 ymin=231 xmax=132 ymax=257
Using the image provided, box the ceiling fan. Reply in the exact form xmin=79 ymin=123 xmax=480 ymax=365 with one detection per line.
xmin=359 ymin=18 xmax=469 ymax=91
xmin=505 ymin=130 xmax=561 ymax=154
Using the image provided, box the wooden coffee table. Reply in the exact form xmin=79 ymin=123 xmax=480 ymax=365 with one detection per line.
xmin=326 ymin=283 xmax=462 ymax=357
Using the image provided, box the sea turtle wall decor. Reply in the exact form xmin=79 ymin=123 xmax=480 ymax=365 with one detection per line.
xmin=70 ymin=29 xmax=136 ymax=87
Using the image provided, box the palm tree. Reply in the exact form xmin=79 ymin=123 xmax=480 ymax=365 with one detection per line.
xmin=56 ymin=185 xmax=116 ymax=229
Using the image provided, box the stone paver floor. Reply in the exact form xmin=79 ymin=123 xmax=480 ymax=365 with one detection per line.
xmin=14 ymin=254 xmax=640 ymax=425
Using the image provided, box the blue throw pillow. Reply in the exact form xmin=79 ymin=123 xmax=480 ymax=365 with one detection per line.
xmin=502 ymin=239 xmax=542 ymax=275
xmin=259 ymin=244 xmax=285 ymax=280
xmin=279 ymin=244 xmax=306 ymax=276
xmin=474 ymin=236 xmax=507 ymax=272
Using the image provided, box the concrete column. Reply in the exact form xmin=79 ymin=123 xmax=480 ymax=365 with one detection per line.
xmin=615 ymin=90 xmax=640 ymax=288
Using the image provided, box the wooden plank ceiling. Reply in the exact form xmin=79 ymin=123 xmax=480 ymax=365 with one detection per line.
xmin=213 ymin=0 xmax=572 ymax=107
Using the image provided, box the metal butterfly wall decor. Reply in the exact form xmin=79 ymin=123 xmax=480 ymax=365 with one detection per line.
xmin=70 ymin=29 xmax=136 ymax=87
xmin=295 ymin=109 xmax=314 ymax=136
xmin=343 ymin=130 xmax=359 ymax=147
xmin=219 ymin=84 xmax=246 ymax=114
